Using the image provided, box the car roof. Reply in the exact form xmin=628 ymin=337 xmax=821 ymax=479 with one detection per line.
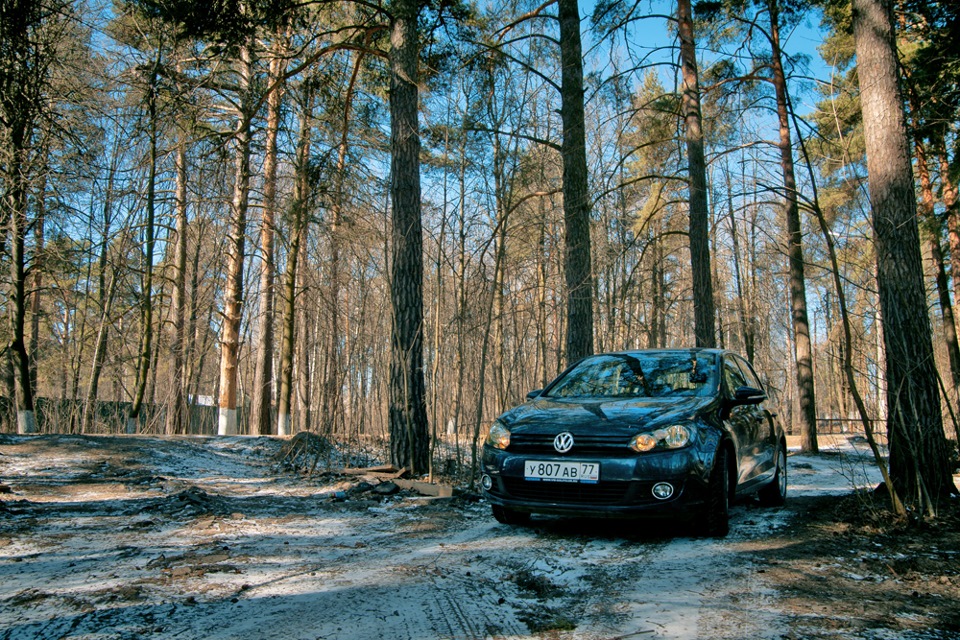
xmin=595 ymin=348 xmax=726 ymax=357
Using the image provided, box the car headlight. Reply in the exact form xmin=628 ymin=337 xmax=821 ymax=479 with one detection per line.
xmin=486 ymin=421 xmax=511 ymax=450
xmin=629 ymin=424 xmax=693 ymax=452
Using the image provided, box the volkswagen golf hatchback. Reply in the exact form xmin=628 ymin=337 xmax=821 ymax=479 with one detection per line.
xmin=480 ymin=349 xmax=787 ymax=536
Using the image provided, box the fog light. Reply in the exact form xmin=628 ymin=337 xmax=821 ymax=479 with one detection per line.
xmin=481 ymin=474 xmax=493 ymax=491
xmin=652 ymin=482 xmax=674 ymax=500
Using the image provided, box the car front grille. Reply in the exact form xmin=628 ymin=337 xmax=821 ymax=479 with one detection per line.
xmin=507 ymin=433 xmax=632 ymax=455
xmin=501 ymin=478 xmax=660 ymax=505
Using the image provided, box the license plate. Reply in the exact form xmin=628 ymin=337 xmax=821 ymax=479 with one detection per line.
xmin=524 ymin=460 xmax=599 ymax=483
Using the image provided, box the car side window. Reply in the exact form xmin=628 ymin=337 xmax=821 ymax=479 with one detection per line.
xmin=722 ymin=357 xmax=747 ymax=397
xmin=733 ymin=356 xmax=764 ymax=391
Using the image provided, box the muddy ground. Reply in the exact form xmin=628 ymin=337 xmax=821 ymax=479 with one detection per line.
xmin=0 ymin=434 xmax=958 ymax=640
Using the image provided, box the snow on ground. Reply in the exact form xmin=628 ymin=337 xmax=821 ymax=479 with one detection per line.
xmin=788 ymin=436 xmax=884 ymax=497
xmin=0 ymin=433 xmax=884 ymax=640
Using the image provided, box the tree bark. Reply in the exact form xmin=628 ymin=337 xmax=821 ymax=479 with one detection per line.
xmin=2 ymin=0 xmax=48 ymax=433
xmin=250 ymin=44 xmax=286 ymax=436
xmin=296 ymin=237 xmax=313 ymax=435
xmin=388 ymin=0 xmax=430 ymax=475
xmin=558 ymin=0 xmax=595 ymax=364
xmin=277 ymin=81 xmax=314 ymax=437
xmin=8 ymin=143 xmax=36 ymax=433
xmin=167 ymin=138 xmax=190 ymax=435
xmin=29 ymin=155 xmax=46 ymax=405
xmin=768 ymin=0 xmax=817 ymax=452
xmin=218 ymin=43 xmax=254 ymax=436
xmin=321 ymin=52 xmax=363 ymax=436
xmin=938 ymin=138 xmax=960 ymax=388
xmin=127 ymin=61 xmax=160 ymax=435
xmin=916 ymin=140 xmax=960 ymax=409
xmin=677 ymin=0 xmax=715 ymax=348
xmin=81 ymin=158 xmax=119 ymax=433
xmin=852 ymin=0 xmax=953 ymax=509
xmin=725 ymin=164 xmax=754 ymax=362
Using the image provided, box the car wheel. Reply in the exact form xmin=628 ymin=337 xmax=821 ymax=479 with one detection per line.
xmin=492 ymin=505 xmax=530 ymax=525
xmin=758 ymin=443 xmax=787 ymax=506
xmin=699 ymin=447 xmax=730 ymax=537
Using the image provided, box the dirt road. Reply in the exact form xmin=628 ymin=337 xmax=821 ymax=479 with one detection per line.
xmin=2 ymin=433 xmax=938 ymax=640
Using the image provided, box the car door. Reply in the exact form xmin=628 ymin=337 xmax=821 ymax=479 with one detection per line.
xmin=732 ymin=355 xmax=777 ymax=476
xmin=721 ymin=355 xmax=758 ymax=485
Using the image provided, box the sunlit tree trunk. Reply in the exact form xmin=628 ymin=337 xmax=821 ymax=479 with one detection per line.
xmin=915 ymin=141 xmax=960 ymax=411
xmin=277 ymin=81 xmax=314 ymax=437
xmin=127 ymin=60 xmax=160 ymax=435
xmin=28 ymin=153 xmax=46 ymax=404
xmin=218 ymin=43 xmax=254 ymax=436
xmin=853 ymin=0 xmax=953 ymax=510
xmin=250 ymin=43 xmax=287 ymax=436
xmin=725 ymin=167 xmax=754 ymax=363
xmin=677 ymin=0 xmax=715 ymax=348
xmin=82 ymin=154 xmax=120 ymax=433
xmin=296 ymin=239 xmax=314 ymax=434
xmin=167 ymin=138 xmax=190 ymax=435
xmin=768 ymin=0 xmax=817 ymax=452
xmin=322 ymin=52 xmax=364 ymax=436
xmin=931 ymin=115 xmax=960 ymax=333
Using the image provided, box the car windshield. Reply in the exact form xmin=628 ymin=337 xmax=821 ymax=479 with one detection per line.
xmin=544 ymin=352 xmax=718 ymax=399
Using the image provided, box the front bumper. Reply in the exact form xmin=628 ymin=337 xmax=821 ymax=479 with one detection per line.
xmin=481 ymin=446 xmax=712 ymax=518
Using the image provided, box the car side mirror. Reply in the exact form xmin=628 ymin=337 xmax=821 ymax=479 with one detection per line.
xmin=734 ymin=386 xmax=766 ymax=404
xmin=526 ymin=389 xmax=543 ymax=400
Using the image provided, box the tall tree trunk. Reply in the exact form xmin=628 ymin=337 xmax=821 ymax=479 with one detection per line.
xmin=948 ymin=205 xmax=960 ymax=326
xmin=127 ymin=62 xmax=160 ymax=435
xmin=937 ymin=137 xmax=960 ymax=385
xmin=322 ymin=52 xmax=364 ymax=436
xmin=726 ymin=166 xmax=754 ymax=363
xmin=916 ymin=140 xmax=960 ymax=408
xmin=677 ymin=0 xmax=715 ymax=348
xmin=277 ymin=81 xmax=314 ymax=437
xmin=250 ymin=45 xmax=286 ymax=436
xmin=218 ymin=43 xmax=254 ymax=436
xmin=558 ymin=0 xmax=595 ymax=364
xmin=430 ymin=116 xmax=449 ymax=478
xmin=297 ymin=289 xmax=316 ymax=433
xmin=9 ymin=143 xmax=36 ymax=433
xmin=2 ymin=0 xmax=52 ymax=434
xmin=536 ymin=210 xmax=549 ymax=387
xmin=768 ymin=0 xmax=817 ymax=452
xmin=796 ymin=134 xmax=909 ymax=516
xmin=453 ymin=122 xmax=469 ymax=441
xmin=29 ymin=155 xmax=46 ymax=404
xmin=853 ymin=0 xmax=953 ymax=511
xmin=167 ymin=138 xmax=190 ymax=435
xmin=388 ymin=0 xmax=429 ymax=475
xmin=649 ymin=229 xmax=665 ymax=348
xmin=471 ymin=205 xmax=511 ymax=487
xmin=81 ymin=158 xmax=120 ymax=433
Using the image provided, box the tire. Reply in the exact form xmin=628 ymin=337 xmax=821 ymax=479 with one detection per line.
xmin=758 ymin=443 xmax=787 ymax=507
xmin=492 ymin=505 xmax=530 ymax=525
xmin=698 ymin=447 xmax=730 ymax=537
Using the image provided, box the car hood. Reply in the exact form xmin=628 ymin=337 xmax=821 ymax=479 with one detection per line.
xmin=498 ymin=395 xmax=718 ymax=434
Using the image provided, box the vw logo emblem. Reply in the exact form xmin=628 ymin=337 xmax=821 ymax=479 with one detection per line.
xmin=553 ymin=432 xmax=574 ymax=453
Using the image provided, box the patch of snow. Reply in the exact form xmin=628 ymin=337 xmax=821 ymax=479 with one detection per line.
xmin=0 ymin=434 xmax=896 ymax=639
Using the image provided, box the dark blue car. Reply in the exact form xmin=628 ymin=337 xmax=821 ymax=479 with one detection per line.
xmin=480 ymin=349 xmax=787 ymax=536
